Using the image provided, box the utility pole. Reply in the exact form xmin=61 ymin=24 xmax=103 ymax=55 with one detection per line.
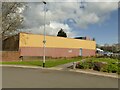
xmin=43 ymin=1 xmax=46 ymax=67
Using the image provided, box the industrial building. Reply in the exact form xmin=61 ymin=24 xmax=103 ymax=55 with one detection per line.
xmin=2 ymin=32 xmax=96 ymax=60
xmin=19 ymin=33 xmax=96 ymax=57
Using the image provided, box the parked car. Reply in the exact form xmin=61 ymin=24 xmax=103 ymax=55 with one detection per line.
xmin=104 ymin=52 xmax=113 ymax=56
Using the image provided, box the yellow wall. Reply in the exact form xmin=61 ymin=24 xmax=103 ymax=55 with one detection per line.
xmin=19 ymin=33 xmax=96 ymax=50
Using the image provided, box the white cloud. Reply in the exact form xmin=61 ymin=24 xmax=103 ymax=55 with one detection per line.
xmin=20 ymin=1 xmax=118 ymax=37
xmin=21 ymin=21 xmax=75 ymax=37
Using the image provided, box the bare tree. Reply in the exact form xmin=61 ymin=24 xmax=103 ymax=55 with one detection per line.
xmin=1 ymin=2 xmax=25 ymax=40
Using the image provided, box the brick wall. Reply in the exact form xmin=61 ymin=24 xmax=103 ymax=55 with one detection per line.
xmin=20 ymin=47 xmax=79 ymax=58
xmin=82 ymin=49 xmax=96 ymax=57
xmin=1 ymin=51 xmax=20 ymax=61
xmin=20 ymin=47 xmax=96 ymax=58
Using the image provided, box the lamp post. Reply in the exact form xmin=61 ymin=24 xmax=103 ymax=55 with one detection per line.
xmin=43 ymin=1 xmax=46 ymax=67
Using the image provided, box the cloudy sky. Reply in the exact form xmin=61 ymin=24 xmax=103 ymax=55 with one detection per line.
xmin=19 ymin=0 xmax=119 ymax=45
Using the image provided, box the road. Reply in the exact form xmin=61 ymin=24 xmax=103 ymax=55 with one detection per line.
xmin=2 ymin=67 xmax=119 ymax=88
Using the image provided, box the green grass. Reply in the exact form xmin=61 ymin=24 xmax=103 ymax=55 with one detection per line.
xmin=0 ymin=57 xmax=82 ymax=67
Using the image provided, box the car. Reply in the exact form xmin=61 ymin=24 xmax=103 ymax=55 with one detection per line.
xmin=104 ymin=52 xmax=113 ymax=56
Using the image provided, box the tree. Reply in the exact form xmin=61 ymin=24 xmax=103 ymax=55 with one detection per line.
xmin=99 ymin=44 xmax=120 ymax=53
xmin=1 ymin=2 xmax=25 ymax=40
xmin=57 ymin=28 xmax=67 ymax=38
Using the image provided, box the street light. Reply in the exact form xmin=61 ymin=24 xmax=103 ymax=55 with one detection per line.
xmin=43 ymin=1 xmax=46 ymax=67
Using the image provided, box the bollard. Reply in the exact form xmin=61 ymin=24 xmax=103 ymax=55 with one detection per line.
xmin=73 ymin=62 xmax=76 ymax=69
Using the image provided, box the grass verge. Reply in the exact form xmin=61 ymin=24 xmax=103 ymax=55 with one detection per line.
xmin=0 ymin=57 xmax=82 ymax=67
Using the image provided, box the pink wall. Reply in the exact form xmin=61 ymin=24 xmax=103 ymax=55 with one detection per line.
xmin=20 ymin=47 xmax=95 ymax=58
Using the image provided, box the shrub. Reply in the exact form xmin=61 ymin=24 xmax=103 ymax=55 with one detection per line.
xmin=76 ymin=60 xmax=94 ymax=69
xmin=76 ymin=57 xmax=119 ymax=74
xmin=117 ymin=63 xmax=120 ymax=74
xmin=107 ymin=64 xmax=118 ymax=73
xmin=101 ymin=65 xmax=108 ymax=72
xmin=79 ymin=62 xmax=90 ymax=69
xmin=87 ymin=61 xmax=93 ymax=69
xmin=101 ymin=64 xmax=118 ymax=73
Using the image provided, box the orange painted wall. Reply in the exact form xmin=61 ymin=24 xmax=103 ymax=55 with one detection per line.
xmin=19 ymin=33 xmax=96 ymax=50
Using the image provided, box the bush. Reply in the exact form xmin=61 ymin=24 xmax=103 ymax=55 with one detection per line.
xmin=101 ymin=65 xmax=108 ymax=72
xmin=76 ymin=57 xmax=119 ymax=74
xmin=107 ymin=64 xmax=118 ymax=73
xmin=101 ymin=64 xmax=118 ymax=73
xmin=76 ymin=60 xmax=93 ymax=69
xmin=78 ymin=62 xmax=90 ymax=69
xmin=87 ymin=61 xmax=93 ymax=69
xmin=117 ymin=63 xmax=120 ymax=74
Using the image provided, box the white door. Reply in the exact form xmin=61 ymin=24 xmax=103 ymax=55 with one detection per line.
xmin=79 ymin=48 xmax=82 ymax=56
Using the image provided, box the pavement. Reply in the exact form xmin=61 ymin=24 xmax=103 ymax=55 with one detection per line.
xmin=0 ymin=62 xmax=119 ymax=79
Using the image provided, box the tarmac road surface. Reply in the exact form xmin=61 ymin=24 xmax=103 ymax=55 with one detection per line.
xmin=2 ymin=67 xmax=119 ymax=88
